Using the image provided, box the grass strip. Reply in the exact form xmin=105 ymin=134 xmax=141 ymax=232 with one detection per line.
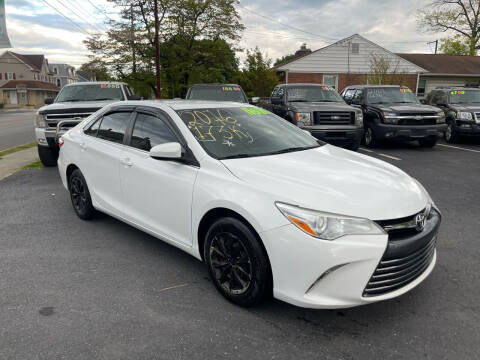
xmin=0 ymin=141 xmax=37 ymax=159
xmin=21 ymin=160 xmax=44 ymax=170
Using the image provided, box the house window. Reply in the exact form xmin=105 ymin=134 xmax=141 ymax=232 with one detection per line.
xmin=54 ymin=67 xmax=58 ymax=75
xmin=417 ymin=78 xmax=426 ymax=95
xmin=323 ymin=74 xmax=338 ymax=90
xmin=6 ymin=73 xmax=15 ymax=80
xmin=56 ymin=79 xmax=61 ymax=87
xmin=351 ymin=43 xmax=360 ymax=54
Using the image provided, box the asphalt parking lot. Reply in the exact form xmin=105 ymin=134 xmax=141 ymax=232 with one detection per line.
xmin=1 ymin=139 xmax=479 ymax=359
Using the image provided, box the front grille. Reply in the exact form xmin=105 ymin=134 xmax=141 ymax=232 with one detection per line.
xmin=314 ymin=112 xmax=354 ymax=125
xmin=46 ymin=113 xmax=93 ymax=128
xmin=475 ymin=112 xmax=480 ymax=120
xmin=363 ymin=236 xmax=436 ymax=297
xmin=397 ymin=118 xmax=436 ymax=126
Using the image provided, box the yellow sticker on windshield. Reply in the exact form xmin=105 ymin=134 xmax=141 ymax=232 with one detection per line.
xmin=400 ymin=88 xmax=412 ymax=93
xmin=241 ymin=107 xmax=270 ymax=115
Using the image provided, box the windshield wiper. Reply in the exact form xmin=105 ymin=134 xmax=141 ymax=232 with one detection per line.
xmin=263 ymin=145 xmax=319 ymax=156
xmin=94 ymin=98 xmax=118 ymax=101
xmin=58 ymin=99 xmax=84 ymax=102
xmin=219 ymin=153 xmax=254 ymax=160
xmin=393 ymin=101 xmax=417 ymax=104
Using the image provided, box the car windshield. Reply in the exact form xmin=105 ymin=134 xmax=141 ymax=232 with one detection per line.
xmin=287 ymin=86 xmax=344 ymax=103
xmin=176 ymin=107 xmax=323 ymax=160
xmin=56 ymin=84 xmax=124 ymax=102
xmin=449 ymin=89 xmax=480 ymax=103
xmin=366 ymin=87 xmax=419 ymax=104
xmin=187 ymin=86 xmax=247 ymax=103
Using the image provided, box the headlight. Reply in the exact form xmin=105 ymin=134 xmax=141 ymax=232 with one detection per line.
xmin=456 ymin=111 xmax=473 ymax=121
xmin=356 ymin=111 xmax=363 ymax=126
xmin=383 ymin=112 xmax=398 ymax=124
xmin=295 ymin=112 xmax=311 ymax=126
xmin=436 ymin=111 xmax=445 ymax=124
xmin=35 ymin=114 xmax=46 ymax=128
xmin=275 ymin=202 xmax=385 ymax=240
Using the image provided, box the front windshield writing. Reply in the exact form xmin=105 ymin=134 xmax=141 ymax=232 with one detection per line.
xmin=56 ymin=84 xmax=124 ymax=102
xmin=449 ymin=90 xmax=480 ymax=103
xmin=366 ymin=87 xmax=419 ymax=104
xmin=177 ymin=107 xmax=321 ymax=159
xmin=286 ymin=87 xmax=344 ymax=102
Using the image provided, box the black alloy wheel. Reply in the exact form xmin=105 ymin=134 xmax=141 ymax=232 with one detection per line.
xmin=204 ymin=217 xmax=271 ymax=307
xmin=69 ymin=169 xmax=95 ymax=220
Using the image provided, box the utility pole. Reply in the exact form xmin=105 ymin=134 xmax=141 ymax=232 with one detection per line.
xmin=428 ymin=40 xmax=438 ymax=54
xmin=153 ymin=0 xmax=162 ymax=99
xmin=130 ymin=5 xmax=136 ymax=75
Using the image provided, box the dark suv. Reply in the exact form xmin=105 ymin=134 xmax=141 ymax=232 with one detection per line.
xmin=341 ymin=85 xmax=446 ymax=148
xmin=425 ymin=87 xmax=480 ymax=143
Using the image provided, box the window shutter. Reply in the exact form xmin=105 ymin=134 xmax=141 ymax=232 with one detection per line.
xmin=13 ymin=73 xmax=16 ymax=79
xmin=0 ymin=73 xmax=2 ymax=80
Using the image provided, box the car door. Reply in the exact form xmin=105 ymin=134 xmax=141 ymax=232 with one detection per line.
xmin=80 ymin=110 xmax=134 ymax=217
xmin=120 ymin=109 xmax=199 ymax=246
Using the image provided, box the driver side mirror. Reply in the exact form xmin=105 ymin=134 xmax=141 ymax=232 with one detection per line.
xmin=250 ymin=96 xmax=260 ymax=104
xmin=45 ymin=98 xmax=54 ymax=105
xmin=150 ymin=142 xmax=182 ymax=159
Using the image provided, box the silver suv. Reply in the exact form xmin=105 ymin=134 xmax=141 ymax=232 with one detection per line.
xmin=35 ymin=81 xmax=139 ymax=166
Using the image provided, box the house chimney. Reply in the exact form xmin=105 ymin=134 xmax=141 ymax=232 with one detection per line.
xmin=295 ymin=43 xmax=312 ymax=58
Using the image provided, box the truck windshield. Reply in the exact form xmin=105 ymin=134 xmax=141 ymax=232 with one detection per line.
xmin=187 ymin=86 xmax=247 ymax=103
xmin=366 ymin=87 xmax=419 ymax=104
xmin=449 ymin=90 xmax=480 ymax=103
xmin=177 ymin=107 xmax=322 ymax=160
xmin=286 ymin=86 xmax=344 ymax=103
xmin=56 ymin=84 xmax=124 ymax=102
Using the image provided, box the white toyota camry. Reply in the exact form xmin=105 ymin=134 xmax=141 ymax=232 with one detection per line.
xmin=58 ymin=100 xmax=441 ymax=308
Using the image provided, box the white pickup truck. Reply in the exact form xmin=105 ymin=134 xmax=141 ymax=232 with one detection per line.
xmin=35 ymin=81 xmax=140 ymax=166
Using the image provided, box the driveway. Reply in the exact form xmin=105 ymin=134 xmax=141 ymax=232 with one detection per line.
xmin=0 ymin=142 xmax=479 ymax=359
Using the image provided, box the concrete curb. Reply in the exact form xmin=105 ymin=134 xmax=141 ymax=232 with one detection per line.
xmin=0 ymin=147 xmax=39 ymax=180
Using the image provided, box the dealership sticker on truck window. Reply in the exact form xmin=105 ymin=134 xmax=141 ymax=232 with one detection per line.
xmin=451 ymin=90 xmax=465 ymax=95
xmin=222 ymin=86 xmax=241 ymax=91
xmin=241 ymin=107 xmax=270 ymax=115
xmin=100 ymin=84 xmax=121 ymax=89
xmin=400 ymin=88 xmax=412 ymax=93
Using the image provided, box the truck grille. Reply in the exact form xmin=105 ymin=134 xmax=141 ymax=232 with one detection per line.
xmin=363 ymin=236 xmax=436 ymax=297
xmin=396 ymin=112 xmax=437 ymax=126
xmin=313 ymin=112 xmax=354 ymax=125
xmin=45 ymin=112 xmax=93 ymax=128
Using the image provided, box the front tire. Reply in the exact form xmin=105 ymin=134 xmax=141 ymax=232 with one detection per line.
xmin=364 ymin=125 xmax=377 ymax=148
xmin=419 ymin=138 xmax=438 ymax=148
xmin=68 ymin=169 xmax=95 ymax=220
xmin=204 ymin=217 xmax=271 ymax=307
xmin=38 ymin=145 xmax=58 ymax=167
xmin=444 ymin=121 xmax=459 ymax=143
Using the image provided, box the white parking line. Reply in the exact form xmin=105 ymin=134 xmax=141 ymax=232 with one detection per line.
xmin=378 ymin=153 xmax=402 ymax=161
xmin=359 ymin=147 xmax=374 ymax=153
xmin=438 ymin=144 xmax=480 ymax=153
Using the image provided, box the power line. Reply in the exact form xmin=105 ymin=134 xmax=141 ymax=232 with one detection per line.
xmin=65 ymin=0 xmax=106 ymax=28
xmin=40 ymin=0 xmax=91 ymax=35
xmin=237 ymin=3 xmax=338 ymax=41
xmin=55 ymin=0 xmax=104 ymax=34
xmin=86 ymin=0 xmax=115 ymax=21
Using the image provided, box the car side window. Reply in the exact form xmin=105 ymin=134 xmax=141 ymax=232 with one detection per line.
xmin=277 ymin=87 xmax=285 ymax=97
xmin=352 ymin=89 xmax=363 ymax=104
xmin=271 ymin=86 xmax=279 ymax=97
xmin=130 ymin=113 xmax=178 ymax=151
xmin=97 ymin=112 xmax=131 ymax=144
xmin=84 ymin=118 xmax=101 ymax=137
xmin=344 ymin=89 xmax=355 ymax=100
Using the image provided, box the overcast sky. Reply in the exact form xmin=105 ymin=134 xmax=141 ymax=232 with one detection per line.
xmin=5 ymin=0 xmax=445 ymax=68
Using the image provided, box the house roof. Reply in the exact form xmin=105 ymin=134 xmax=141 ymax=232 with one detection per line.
xmin=0 ymin=80 xmax=59 ymax=91
xmin=9 ymin=52 xmax=45 ymax=71
xmin=396 ymin=53 xmax=480 ymax=75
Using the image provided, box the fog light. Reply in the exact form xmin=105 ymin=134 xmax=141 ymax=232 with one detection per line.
xmin=37 ymin=138 xmax=47 ymax=145
xmin=385 ymin=132 xmax=394 ymax=138
xmin=460 ymin=124 xmax=471 ymax=128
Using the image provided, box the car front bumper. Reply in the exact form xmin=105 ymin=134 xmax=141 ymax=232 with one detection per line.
xmin=260 ymin=210 xmax=439 ymax=309
xmin=302 ymin=126 xmax=364 ymax=146
xmin=454 ymin=121 xmax=480 ymax=136
xmin=374 ymin=123 xmax=446 ymax=140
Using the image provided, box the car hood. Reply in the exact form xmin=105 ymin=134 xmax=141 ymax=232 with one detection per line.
xmin=288 ymin=102 xmax=357 ymax=112
xmin=449 ymin=103 xmax=480 ymax=112
xmin=38 ymin=100 xmax=117 ymax=114
xmin=221 ymin=145 xmax=428 ymax=221
xmin=373 ymin=103 xmax=439 ymax=113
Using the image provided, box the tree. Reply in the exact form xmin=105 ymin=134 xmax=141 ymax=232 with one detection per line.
xmin=439 ymin=36 xmax=470 ymax=54
xmin=274 ymin=53 xmax=295 ymax=67
xmin=237 ymin=47 xmax=279 ymax=98
xmin=417 ymin=0 xmax=480 ymax=55
xmin=367 ymin=53 xmax=408 ymax=86
xmin=79 ymin=60 xmax=112 ymax=81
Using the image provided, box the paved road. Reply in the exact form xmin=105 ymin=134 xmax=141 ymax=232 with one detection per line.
xmin=0 ymin=110 xmax=36 ymax=151
xmin=0 ymin=142 xmax=479 ymax=359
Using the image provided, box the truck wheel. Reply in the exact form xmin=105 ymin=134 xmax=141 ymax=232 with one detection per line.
xmin=38 ymin=145 xmax=59 ymax=167
xmin=419 ymin=138 xmax=437 ymax=148
xmin=364 ymin=125 xmax=377 ymax=148
xmin=444 ymin=121 xmax=458 ymax=143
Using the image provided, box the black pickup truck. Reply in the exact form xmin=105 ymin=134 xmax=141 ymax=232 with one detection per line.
xmin=258 ymin=83 xmax=364 ymax=151
xmin=341 ymin=85 xmax=446 ymax=148
xmin=425 ymin=87 xmax=480 ymax=143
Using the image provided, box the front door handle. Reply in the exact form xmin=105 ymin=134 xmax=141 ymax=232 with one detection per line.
xmin=121 ymin=158 xmax=133 ymax=167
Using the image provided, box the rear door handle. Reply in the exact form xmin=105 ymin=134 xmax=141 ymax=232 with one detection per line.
xmin=121 ymin=158 xmax=133 ymax=167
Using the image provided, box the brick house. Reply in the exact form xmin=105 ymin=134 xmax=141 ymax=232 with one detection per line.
xmin=275 ymin=34 xmax=426 ymax=93
xmin=0 ymin=51 xmax=59 ymax=106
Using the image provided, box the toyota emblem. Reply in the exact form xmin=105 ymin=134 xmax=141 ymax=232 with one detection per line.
xmin=415 ymin=212 xmax=426 ymax=231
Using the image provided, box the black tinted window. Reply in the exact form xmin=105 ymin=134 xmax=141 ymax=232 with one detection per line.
xmin=130 ymin=113 xmax=177 ymax=151
xmin=352 ymin=89 xmax=363 ymax=103
xmin=97 ymin=112 xmax=131 ymax=144
xmin=344 ymin=89 xmax=355 ymax=100
xmin=84 ymin=118 xmax=101 ymax=136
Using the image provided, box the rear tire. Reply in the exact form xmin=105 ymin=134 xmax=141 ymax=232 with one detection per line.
xmin=364 ymin=125 xmax=377 ymax=148
xmin=68 ymin=169 xmax=95 ymax=220
xmin=38 ymin=145 xmax=58 ymax=167
xmin=204 ymin=217 xmax=271 ymax=307
xmin=419 ymin=138 xmax=438 ymax=148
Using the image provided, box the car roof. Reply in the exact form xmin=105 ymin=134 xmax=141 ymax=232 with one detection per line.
xmin=189 ymin=83 xmax=242 ymax=88
xmin=63 ymin=81 xmax=127 ymax=87
xmin=280 ymin=83 xmax=328 ymax=87
xmin=344 ymin=85 xmax=405 ymax=89
xmin=435 ymin=87 xmax=480 ymax=91
xmin=111 ymin=99 xmax=253 ymax=111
